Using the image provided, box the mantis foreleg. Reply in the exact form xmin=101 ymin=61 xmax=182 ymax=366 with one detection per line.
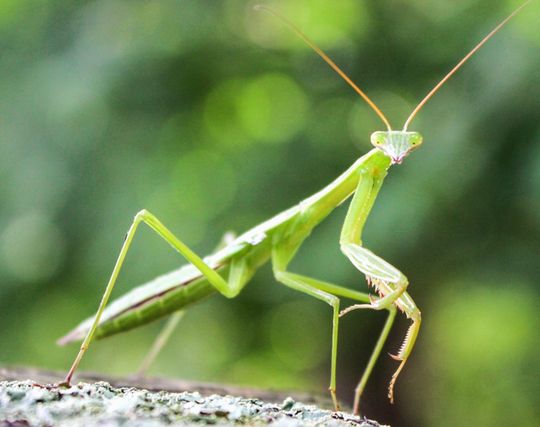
xmin=340 ymin=166 xmax=421 ymax=411
xmin=340 ymin=245 xmax=408 ymax=310
xmin=63 ymin=209 xmax=253 ymax=384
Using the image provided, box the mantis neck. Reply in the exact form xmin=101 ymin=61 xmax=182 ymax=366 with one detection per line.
xmin=299 ymin=149 xmax=392 ymax=231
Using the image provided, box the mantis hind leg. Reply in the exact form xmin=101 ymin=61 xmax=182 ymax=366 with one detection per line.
xmin=134 ymin=231 xmax=237 ymax=378
xmin=63 ymin=210 xmax=252 ymax=385
xmin=135 ymin=310 xmax=185 ymax=378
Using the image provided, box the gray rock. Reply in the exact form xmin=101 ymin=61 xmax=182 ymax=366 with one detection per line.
xmin=0 ymin=381 xmax=388 ymax=427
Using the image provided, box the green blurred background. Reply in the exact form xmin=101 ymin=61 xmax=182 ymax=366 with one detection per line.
xmin=1 ymin=0 xmax=539 ymax=425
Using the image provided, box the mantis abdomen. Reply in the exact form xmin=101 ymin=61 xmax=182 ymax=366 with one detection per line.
xmin=95 ymin=274 xmax=219 ymax=340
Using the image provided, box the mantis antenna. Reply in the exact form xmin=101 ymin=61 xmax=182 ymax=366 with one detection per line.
xmin=254 ymin=5 xmax=393 ymax=131
xmin=403 ymin=0 xmax=531 ymax=131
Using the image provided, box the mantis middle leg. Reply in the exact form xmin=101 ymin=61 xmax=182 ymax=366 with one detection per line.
xmin=63 ymin=209 xmax=253 ymax=385
xmin=272 ymin=244 xmax=397 ymax=413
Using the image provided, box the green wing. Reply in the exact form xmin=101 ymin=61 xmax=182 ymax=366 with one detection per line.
xmin=57 ymin=245 xmax=242 ymax=345
xmin=58 ymin=204 xmax=302 ymax=344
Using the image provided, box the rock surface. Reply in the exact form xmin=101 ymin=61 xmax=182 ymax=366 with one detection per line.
xmin=0 ymin=380 xmax=387 ymax=427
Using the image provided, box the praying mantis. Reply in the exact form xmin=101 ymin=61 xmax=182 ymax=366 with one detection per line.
xmin=57 ymin=2 xmax=530 ymax=415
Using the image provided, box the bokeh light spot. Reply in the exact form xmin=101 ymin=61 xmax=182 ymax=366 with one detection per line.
xmin=246 ymin=0 xmax=368 ymax=50
xmin=238 ymin=73 xmax=308 ymax=144
xmin=0 ymin=212 xmax=65 ymax=283
xmin=170 ymin=150 xmax=237 ymax=221
xmin=203 ymin=79 xmax=250 ymax=147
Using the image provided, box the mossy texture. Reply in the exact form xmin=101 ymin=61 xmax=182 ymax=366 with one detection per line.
xmin=0 ymin=381 xmax=387 ymax=427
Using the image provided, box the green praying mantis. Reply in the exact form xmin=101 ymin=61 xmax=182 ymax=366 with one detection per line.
xmin=57 ymin=2 xmax=530 ymax=415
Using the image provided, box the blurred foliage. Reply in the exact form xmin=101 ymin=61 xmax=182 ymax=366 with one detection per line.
xmin=0 ymin=1 xmax=539 ymax=426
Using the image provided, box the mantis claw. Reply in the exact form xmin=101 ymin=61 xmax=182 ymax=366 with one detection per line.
xmin=55 ymin=381 xmax=71 ymax=388
xmin=328 ymin=386 xmax=341 ymax=412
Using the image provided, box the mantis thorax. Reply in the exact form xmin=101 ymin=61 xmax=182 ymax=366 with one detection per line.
xmin=371 ymin=131 xmax=423 ymax=165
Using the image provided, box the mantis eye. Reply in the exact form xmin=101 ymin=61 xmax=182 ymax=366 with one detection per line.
xmin=370 ymin=131 xmax=386 ymax=147
xmin=408 ymin=133 xmax=423 ymax=147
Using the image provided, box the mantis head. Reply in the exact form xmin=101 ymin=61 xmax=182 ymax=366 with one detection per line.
xmin=371 ymin=131 xmax=423 ymax=165
xmin=256 ymin=1 xmax=529 ymax=164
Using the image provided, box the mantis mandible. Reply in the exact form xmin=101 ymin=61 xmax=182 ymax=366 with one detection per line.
xmin=57 ymin=2 xmax=530 ymax=415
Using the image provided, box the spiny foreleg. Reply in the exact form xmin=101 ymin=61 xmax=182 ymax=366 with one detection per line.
xmin=340 ymin=268 xmax=421 ymax=403
xmin=387 ymin=308 xmax=421 ymax=403
xmin=339 ymin=165 xmax=421 ymax=412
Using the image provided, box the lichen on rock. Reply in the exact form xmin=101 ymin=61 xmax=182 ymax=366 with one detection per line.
xmin=0 ymin=380 xmax=387 ymax=426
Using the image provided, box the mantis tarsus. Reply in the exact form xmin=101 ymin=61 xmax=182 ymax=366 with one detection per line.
xmin=57 ymin=2 xmax=530 ymax=415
